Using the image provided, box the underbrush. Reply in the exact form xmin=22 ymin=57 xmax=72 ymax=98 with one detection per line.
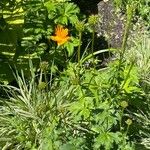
xmin=0 ymin=0 xmax=150 ymax=149
xmin=0 ymin=58 xmax=144 ymax=149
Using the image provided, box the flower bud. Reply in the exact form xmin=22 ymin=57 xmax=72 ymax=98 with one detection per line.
xmin=120 ymin=101 xmax=128 ymax=108
xmin=88 ymin=15 xmax=98 ymax=26
xmin=40 ymin=61 xmax=49 ymax=71
xmin=75 ymin=20 xmax=85 ymax=32
xmin=38 ymin=82 xmax=47 ymax=90
xmin=125 ymin=119 xmax=132 ymax=126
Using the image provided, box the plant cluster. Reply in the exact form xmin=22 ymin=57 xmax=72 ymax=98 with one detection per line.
xmin=0 ymin=0 xmax=150 ymax=149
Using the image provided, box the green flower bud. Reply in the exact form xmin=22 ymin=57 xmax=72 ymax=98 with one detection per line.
xmin=88 ymin=15 xmax=98 ymax=26
xmin=38 ymin=82 xmax=47 ymax=90
xmin=75 ymin=20 xmax=85 ymax=32
xmin=120 ymin=101 xmax=128 ymax=108
xmin=40 ymin=61 xmax=49 ymax=71
xmin=125 ymin=119 xmax=132 ymax=126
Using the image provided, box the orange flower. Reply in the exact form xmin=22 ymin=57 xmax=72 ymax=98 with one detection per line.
xmin=51 ymin=25 xmax=70 ymax=46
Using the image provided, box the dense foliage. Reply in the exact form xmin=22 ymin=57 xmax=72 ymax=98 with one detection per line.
xmin=0 ymin=0 xmax=150 ymax=149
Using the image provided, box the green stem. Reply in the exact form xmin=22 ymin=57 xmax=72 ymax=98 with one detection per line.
xmin=120 ymin=108 xmax=124 ymax=131
xmin=39 ymin=70 xmax=43 ymax=83
xmin=91 ymin=30 xmax=95 ymax=65
xmin=125 ymin=125 xmax=130 ymax=136
xmin=44 ymin=71 xmax=49 ymax=102
xmin=78 ymin=31 xmax=82 ymax=65
xmin=119 ymin=4 xmax=134 ymax=68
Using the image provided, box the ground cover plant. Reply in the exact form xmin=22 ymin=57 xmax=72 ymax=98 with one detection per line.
xmin=0 ymin=0 xmax=150 ymax=149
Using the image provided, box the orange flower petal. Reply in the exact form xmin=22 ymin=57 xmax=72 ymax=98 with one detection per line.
xmin=51 ymin=36 xmax=61 ymax=42
xmin=57 ymin=37 xmax=70 ymax=45
xmin=60 ymin=28 xmax=68 ymax=37
xmin=55 ymin=25 xmax=61 ymax=36
xmin=51 ymin=25 xmax=70 ymax=46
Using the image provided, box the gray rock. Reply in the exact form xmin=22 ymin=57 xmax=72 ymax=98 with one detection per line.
xmin=97 ymin=0 xmax=125 ymax=48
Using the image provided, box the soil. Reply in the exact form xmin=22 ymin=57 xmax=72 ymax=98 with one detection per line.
xmin=72 ymin=0 xmax=101 ymax=16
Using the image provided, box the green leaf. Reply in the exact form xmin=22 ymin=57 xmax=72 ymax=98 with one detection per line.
xmin=55 ymin=16 xmax=68 ymax=25
xmin=60 ymin=143 xmax=76 ymax=150
xmin=65 ymin=42 xmax=74 ymax=57
xmin=40 ymin=139 xmax=53 ymax=150
xmin=94 ymin=132 xmax=115 ymax=149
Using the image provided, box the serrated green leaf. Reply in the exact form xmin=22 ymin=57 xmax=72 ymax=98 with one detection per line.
xmin=60 ymin=143 xmax=76 ymax=150
xmin=66 ymin=42 xmax=74 ymax=57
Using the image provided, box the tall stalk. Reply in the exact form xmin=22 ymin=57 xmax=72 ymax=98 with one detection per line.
xmin=88 ymin=14 xmax=98 ymax=67
xmin=78 ymin=31 xmax=82 ymax=65
xmin=109 ymin=3 xmax=135 ymax=95
xmin=119 ymin=4 xmax=134 ymax=65
xmin=75 ymin=20 xmax=85 ymax=66
xmin=91 ymin=31 xmax=95 ymax=65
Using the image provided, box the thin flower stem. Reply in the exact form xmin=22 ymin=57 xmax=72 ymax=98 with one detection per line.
xmin=44 ymin=71 xmax=49 ymax=103
xmin=120 ymin=108 xmax=124 ymax=131
xmin=91 ymin=30 xmax=95 ymax=65
xmin=78 ymin=31 xmax=82 ymax=65
xmin=39 ymin=70 xmax=43 ymax=83
xmin=118 ymin=4 xmax=134 ymax=69
xmin=125 ymin=125 xmax=130 ymax=136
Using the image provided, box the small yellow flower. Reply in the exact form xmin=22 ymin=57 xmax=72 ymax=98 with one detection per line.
xmin=51 ymin=25 xmax=70 ymax=46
